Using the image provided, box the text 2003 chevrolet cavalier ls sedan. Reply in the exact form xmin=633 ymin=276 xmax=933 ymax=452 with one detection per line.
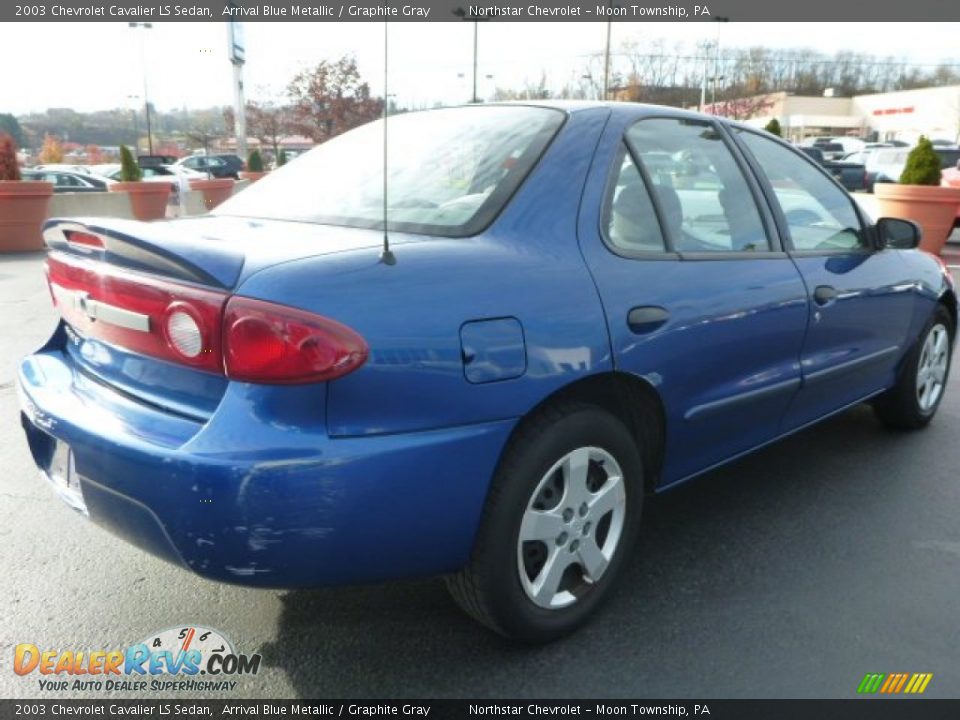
xmin=17 ymin=103 xmax=955 ymax=641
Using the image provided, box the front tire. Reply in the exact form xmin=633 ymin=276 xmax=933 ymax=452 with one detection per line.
xmin=874 ymin=305 xmax=954 ymax=429
xmin=446 ymin=403 xmax=645 ymax=642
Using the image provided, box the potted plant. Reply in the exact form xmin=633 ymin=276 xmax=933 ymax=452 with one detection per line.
xmin=109 ymin=145 xmax=171 ymax=221
xmin=875 ymin=136 xmax=960 ymax=255
xmin=0 ymin=133 xmax=53 ymax=252
xmin=240 ymin=149 xmax=267 ymax=183
xmin=188 ymin=159 xmax=235 ymax=211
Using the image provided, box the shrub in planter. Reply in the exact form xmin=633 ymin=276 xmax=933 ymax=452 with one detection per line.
xmin=109 ymin=144 xmax=171 ymax=221
xmin=0 ymin=133 xmax=53 ymax=253
xmin=875 ymin=136 xmax=960 ymax=255
xmin=277 ymin=149 xmax=288 ymax=167
xmin=763 ymin=119 xmax=782 ymax=138
xmin=240 ymin=149 xmax=267 ymax=183
xmin=899 ymin=137 xmax=942 ymax=185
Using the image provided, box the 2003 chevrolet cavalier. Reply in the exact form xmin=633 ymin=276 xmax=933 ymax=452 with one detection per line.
xmin=17 ymin=103 xmax=956 ymax=641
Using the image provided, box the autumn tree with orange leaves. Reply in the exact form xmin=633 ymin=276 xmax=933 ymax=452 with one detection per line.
xmin=38 ymin=134 xmax=64 ymax=164
xmin=286 ymin=56 xmax=383 ymax=144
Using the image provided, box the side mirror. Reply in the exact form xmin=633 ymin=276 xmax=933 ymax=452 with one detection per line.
xmin=876 ymin=217 xmax=921 ymax=250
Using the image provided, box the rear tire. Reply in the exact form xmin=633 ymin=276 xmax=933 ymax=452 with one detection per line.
xmin=446 ymin=402 xmax=645 ymax=643
xmin=874 ymin=305 xmax=954 ymax=429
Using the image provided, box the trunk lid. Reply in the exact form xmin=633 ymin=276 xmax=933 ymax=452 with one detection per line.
xmin=43 ymin=216 xmax=403 ymax=420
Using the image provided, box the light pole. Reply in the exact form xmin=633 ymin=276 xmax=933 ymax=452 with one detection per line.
xmin=128 ymin=22 xmax=154 ymax=155
xmin=453 ymin=8 xmax=489 ymax=104
xmin=127 ymin=94 xmax=140 ymax=148
xmin=712 ymin=17 xmax=730 ymax=108
xmin=602 ymin=11 xmax=612 ymax=101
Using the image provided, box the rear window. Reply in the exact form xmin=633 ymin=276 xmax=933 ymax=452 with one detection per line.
xmin=215 ymin=106 xmax=565 ymax=238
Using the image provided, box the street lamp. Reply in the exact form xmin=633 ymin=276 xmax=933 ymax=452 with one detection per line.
xmin=602 ymin=2 xmax=616 ymax=101
xmin=127 ymin=94 xmax=140 ymax=147
xmin=128 ymin=22 xmax=154 ymax=154
xmin=712 ymin=17 xmax=730 ymax=107
xmin=453 ymin=7 xmax=489 ymax=104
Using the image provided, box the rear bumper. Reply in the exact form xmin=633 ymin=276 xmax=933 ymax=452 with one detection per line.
xmin=17 ymin=346 xmax=513 ymax=587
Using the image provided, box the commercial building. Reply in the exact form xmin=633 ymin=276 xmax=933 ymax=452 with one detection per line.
xmin=734 ymin=85 xmax=960 ymax=145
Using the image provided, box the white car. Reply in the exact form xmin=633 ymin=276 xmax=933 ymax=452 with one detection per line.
xmin=97 ymin=163 xmax=204 ymax=197
xmin=91 ymin=163 xmax=206 ymax=215
xmin=34 ymin=164 xmax=98 ymax=175
xmin=866 ymin=148 xmax=911 ymax=191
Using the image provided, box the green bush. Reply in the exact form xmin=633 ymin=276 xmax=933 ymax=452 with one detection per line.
xmin=247 ymin=149 xmax=264 ymax=172
xmin=0 ymin=133 xmax=21 ymax=181
xmin=119 ymin=145 xmax=142 ymax=182
xmin=277 ymin=149 xmax=288 ymax=167
xmin=764 ymin=119 xmax=782 ymax=138
xmin=899 ymin=137 xmax=942 ymax=186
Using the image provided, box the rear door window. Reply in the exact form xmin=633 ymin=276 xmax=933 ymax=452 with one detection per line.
xmin=625 ymin=118 xmax=771 ymax=253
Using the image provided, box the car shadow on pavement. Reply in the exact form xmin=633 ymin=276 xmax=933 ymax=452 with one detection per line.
xmin=261 ymin=403 xmax=947 ymax=698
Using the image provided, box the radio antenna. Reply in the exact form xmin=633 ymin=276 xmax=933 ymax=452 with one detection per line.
xmin=379 ymin=20 xmax=396 ymax=266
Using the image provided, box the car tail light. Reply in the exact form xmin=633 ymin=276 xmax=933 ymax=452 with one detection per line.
xmin=47 ymin=253 xmax=226 ymax=374
xmin=46 ymin=253 xmax=368 ymax=384
xmin=223 ymin=296 xmax=369 ymax=384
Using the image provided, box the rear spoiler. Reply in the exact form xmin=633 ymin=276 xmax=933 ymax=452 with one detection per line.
xmin=42 ymin=218 xmax=245 ymax=289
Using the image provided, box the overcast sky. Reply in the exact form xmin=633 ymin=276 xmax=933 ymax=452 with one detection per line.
xmin=4 ymin=22 xmax=960 ymax=114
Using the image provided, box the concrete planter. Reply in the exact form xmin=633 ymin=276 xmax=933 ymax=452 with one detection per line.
xmin=0 ymin=180 xmax=54 ymax=252
xmin=239 ymin=171 xmax=267 ymax=183
xmin=110 ymin=181 xmax=172 ymax=221
xmin=189 ymin=178 xmax=235 ymax=211
xmin=875 ymin=183 xmax=960 ymax=255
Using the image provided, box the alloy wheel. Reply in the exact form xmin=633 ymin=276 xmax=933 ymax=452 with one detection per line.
xmin=517 ymin=446 xmax=626 ymax=610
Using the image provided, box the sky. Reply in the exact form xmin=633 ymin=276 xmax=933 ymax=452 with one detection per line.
xmin=3 ymin=22 xmax=960 ymax=114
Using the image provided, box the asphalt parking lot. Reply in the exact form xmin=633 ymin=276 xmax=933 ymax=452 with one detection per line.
xmin=1 ymin=249 xmax=959 ymax=700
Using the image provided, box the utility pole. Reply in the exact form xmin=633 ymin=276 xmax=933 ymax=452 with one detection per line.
xmin=128 ymin=22 xmax=153 ymax=154
xmin=602 ymin=12 xmax=612 ymax=101
xmin=472 ymin=21 xmax=479 ymax=103
xmin=712 ymin=17 xmax=730 ymax=108
xmin=453 ymin=7 xmax=488 ymax=104
xmin=227 ymin=14 xmax=247 ymax=162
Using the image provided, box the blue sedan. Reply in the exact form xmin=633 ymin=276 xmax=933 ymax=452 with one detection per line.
xmin=17 ymin=103 xmax=956 ymax=641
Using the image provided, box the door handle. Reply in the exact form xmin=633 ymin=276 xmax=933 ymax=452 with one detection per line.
xmin=627 ymin=306 xmax=669 ymax=334
xmin=813 ymin=285 xmax=839 ymax=306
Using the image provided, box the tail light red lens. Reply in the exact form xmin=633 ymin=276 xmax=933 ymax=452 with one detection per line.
xmin=46 ymin=253 xmax=369 ymax=385
xmin=47 ymin=254 xmax=226 ymax=374
xmin=223 ymin=296 xmax=369 ymax=384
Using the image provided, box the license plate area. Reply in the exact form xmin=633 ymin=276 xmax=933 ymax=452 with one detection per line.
xmin=43 ymin=440 xmax=88 ymax=516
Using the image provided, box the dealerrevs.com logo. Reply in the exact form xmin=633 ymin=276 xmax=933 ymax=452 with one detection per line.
xmin=13 ymin=626 xmax=261 ymax=693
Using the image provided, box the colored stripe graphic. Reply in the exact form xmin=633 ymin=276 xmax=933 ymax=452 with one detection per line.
xmin=858 ymin=674 xmax=885 ymax=694
xmin=857 ymin=673 xmax=932 ymax=694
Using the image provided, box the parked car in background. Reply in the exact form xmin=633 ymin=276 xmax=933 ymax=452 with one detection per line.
xmin=33 ymin=164 xmax=99 ymax=176
xmin=175 ymin=153 xmax=243 ymax=179
xmin=22 ymin=169 xmax=111 ymax=193
xmin=866 ymin=148 xmax=912 ymax=191
xmin=93 ymin=163 xmax=204 ymax=213
xmin=868 ymin=146 xmax=960 ymax=192
xmin=798 ymin=146 xmax=867 ymax=192
xmin=19 ymin=103 xmax=956 ymax=642
xmin=808 ymin=141 xmax=846 ymax=161
xmin=99 ymin=163 xmax=203 ymax=196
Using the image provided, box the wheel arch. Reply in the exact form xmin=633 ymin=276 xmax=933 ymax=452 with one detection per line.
xmin=506 ymin=371 xmax=667 ymax=493
xmin=938 ymin=288 xmax=957 ymax=333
